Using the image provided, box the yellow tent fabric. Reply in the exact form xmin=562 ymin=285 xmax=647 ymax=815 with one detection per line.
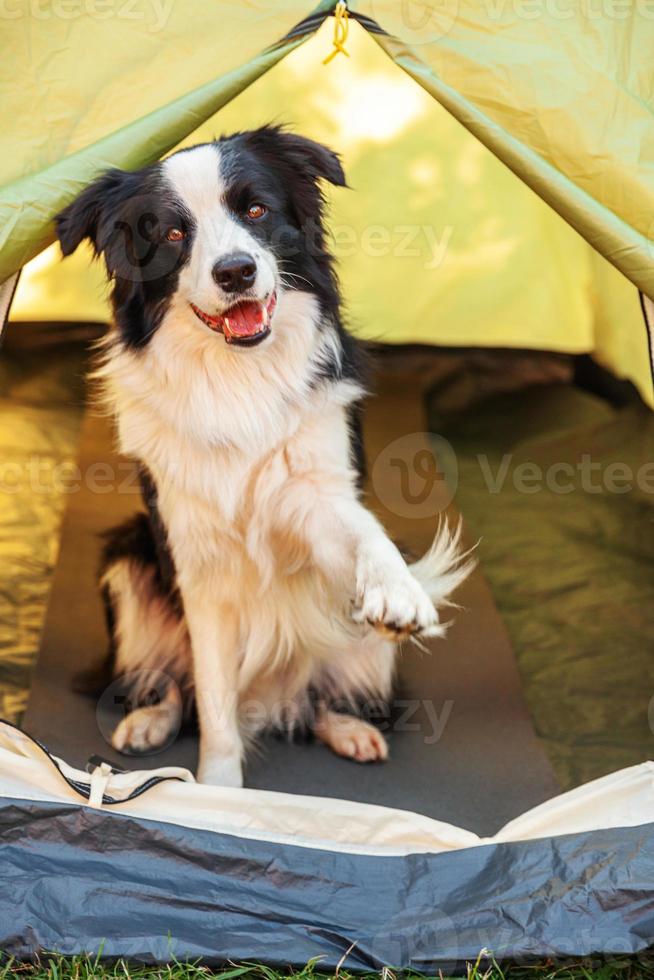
xmin=3 ymin=1 xmax=654 ymax=291
xmin=363 ymin=0 xmax=654 ymax=300
xmin=0 ymin=1 xmax=321 ymax=279
xmin=11 ymin=18 xmax=651 ymax=404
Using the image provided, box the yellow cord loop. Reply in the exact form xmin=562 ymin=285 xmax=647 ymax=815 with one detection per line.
xmin=323 ymin=1 xmax=350 ymax=65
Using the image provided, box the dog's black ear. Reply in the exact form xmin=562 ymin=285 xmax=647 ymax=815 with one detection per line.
xmin=274 ymin=132 xmax=346 ymax=188
xmin=244 ymin=127 xmax=346 ymax=188
xmin=55 ymin=169 xmax=131 ymax=256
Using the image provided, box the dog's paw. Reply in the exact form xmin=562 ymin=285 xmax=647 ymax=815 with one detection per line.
xmin=353 ymin=561 xmax=439 ymax=640
xmin=197 ymin=750 xmax=244 ymax=788
xmin=112 ymin=703 xmax=180 ymax=755
xmin=317 ymin=713 xmax=389 ymax=763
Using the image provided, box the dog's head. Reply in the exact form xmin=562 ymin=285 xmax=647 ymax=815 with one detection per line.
xmin=55 ymin=127 xmax=345 ymax=350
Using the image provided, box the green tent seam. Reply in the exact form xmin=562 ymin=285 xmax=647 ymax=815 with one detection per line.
xmin=366 ymin=29 xmax=654 ymax=301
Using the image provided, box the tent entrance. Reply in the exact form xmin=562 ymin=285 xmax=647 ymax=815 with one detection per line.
xmin=3 ymin=3 xmax=654 ymax=965
xmin=8 ymin=11 xmax=654 ymax=833
xmin=16 ymin=329 xmax=654 ymax=829
xmin=21 ymin=329 xmax=558 ymax=836
xmin=3 ymin=321 xmax=654 ymax=965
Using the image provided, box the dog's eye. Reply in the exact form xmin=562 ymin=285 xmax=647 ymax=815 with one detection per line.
xmin=246 ymin=203 xmax=267 ymax=220
xmin=165 ymin=227 xmax=186 ymax=242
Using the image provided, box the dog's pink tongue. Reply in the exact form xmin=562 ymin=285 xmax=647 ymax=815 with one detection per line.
xmin=224 ymin=300 xmax=265 ymax=338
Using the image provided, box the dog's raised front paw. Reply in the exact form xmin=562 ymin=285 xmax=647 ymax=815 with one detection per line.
xmin=353 ymin=560 xmax=440 ymax=640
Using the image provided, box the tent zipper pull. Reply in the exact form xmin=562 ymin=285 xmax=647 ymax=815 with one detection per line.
xmin=88 ymin=761 xmax=113 ymax=808
xmin=323 ymin=1 xmax=350 ymax=65
xmin=86 ymin=753 xmax=127 ymax=775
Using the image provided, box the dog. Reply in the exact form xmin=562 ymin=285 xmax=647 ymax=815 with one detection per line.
xmin=55 ymin=126 xmax=472 ymax=787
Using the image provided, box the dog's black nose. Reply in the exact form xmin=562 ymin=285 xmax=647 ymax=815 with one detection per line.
xmin=212 ymin=253 xmax=257 ymax=293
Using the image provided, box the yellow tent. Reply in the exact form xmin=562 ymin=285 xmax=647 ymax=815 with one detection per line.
xmin=4 ymin=2 xmax=654 ymax=402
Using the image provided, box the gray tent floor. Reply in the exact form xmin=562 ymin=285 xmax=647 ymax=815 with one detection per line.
xmin=1 ymin=328 xmax=652 ymax=794
xmin=24 ymin=356 xmax=560 ymax=834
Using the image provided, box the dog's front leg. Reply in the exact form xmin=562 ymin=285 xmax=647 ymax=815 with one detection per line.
xmin=182 ymin=587 xmax=243 ymax=787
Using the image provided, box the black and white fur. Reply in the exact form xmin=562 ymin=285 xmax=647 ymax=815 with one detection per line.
xmin=56 ymin=127 xmax=472 ymax=786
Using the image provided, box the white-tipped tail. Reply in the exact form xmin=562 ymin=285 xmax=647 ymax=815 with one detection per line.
xmin=409 ymin=518 xmax=477 ymax=610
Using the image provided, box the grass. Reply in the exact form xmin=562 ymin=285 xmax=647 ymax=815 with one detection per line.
xmin=1 ymin=953 xmax=654 ymax=980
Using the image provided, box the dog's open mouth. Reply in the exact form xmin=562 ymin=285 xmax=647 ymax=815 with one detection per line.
xmin=190 ymin=292 xmax=276 ymax=347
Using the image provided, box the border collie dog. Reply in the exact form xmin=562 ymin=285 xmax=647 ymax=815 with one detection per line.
xmin=56 ymin=127 xmax=471 ymax=786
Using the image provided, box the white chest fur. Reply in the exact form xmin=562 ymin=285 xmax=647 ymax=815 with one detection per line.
xmin=97 ymin=291 xmax=364 ymax=667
